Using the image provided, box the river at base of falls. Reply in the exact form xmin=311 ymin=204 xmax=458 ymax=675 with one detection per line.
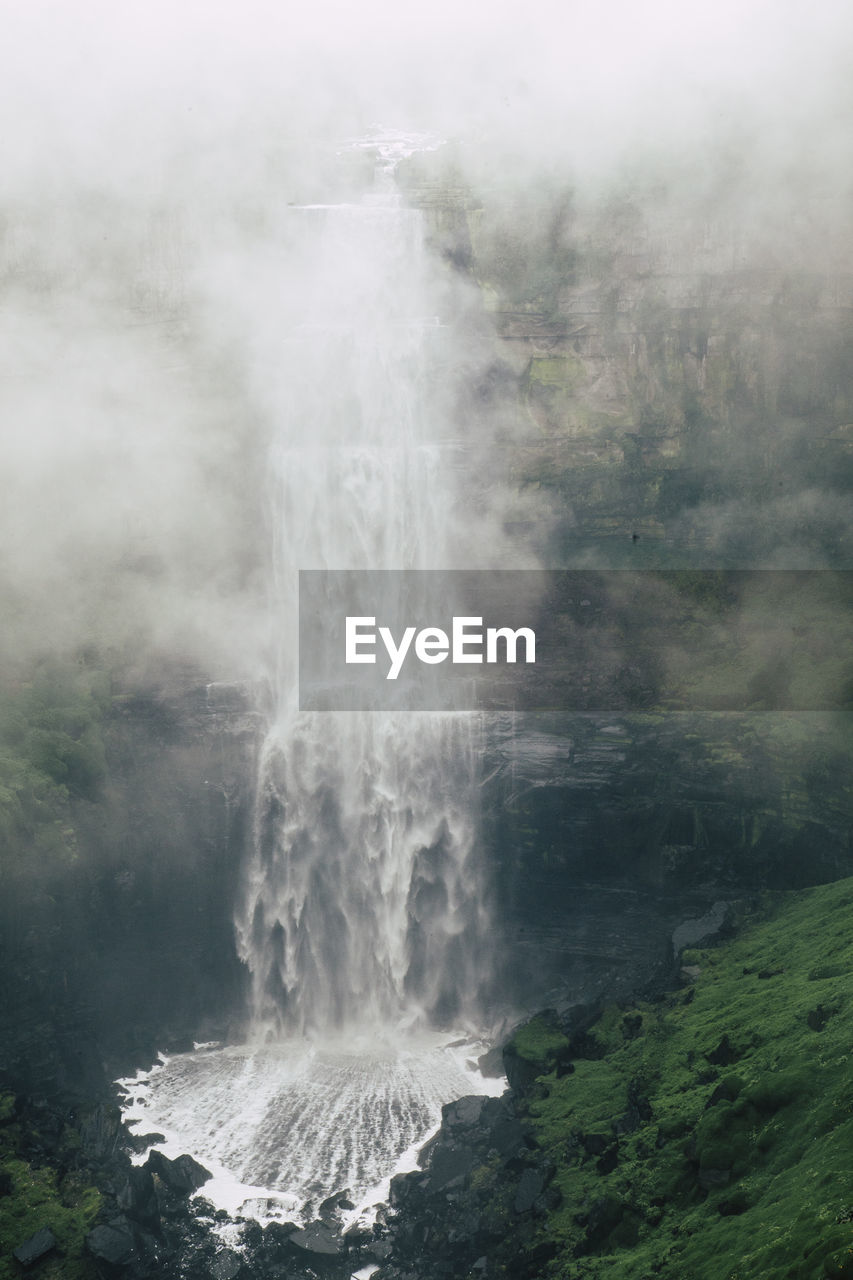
xmin=117 ymin=1033 xmax=504 ymax=1227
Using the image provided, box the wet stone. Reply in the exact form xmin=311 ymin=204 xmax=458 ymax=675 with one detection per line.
xmin=87 ymin=1220 xmax=137 ymax=1266
xmin=514 ymin=1168 xmax=544 ymax=1214
xmin=146 ymin=1149 xmax=212 ymax=1195
xmin=13 ymin=1227 xmax=56 ymax=1267
xmin=209 ymin=1247 xmax=242 ymax=1280
xmin=290 ymin=1220 xmax=344 ymax=1257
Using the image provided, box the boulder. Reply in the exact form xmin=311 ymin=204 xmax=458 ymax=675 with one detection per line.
xmin=127 ymin=1129 xmax=167 ymax=1154
xmin=672 ymin=902 xmax=731 ymax=954
xmin=513 ymin=1168 xmax=544 ymax=1214
xmin=86 ymin=1219 xmax=137 ymax=1267
xmin=13 ymin=1227 xmax=56 ymax=1267
xmin=424 ymin=1141 xmax=475 ymax=1190
xmin=476 ymin=1044 xmax=506 ymax=1078
xmin=117 ymin=1164 xmax=159 ymax=1227
xmin=705 ymin=1034 xmax=741 ymax=1066
xmin=319 ymin=1187 xmax=355 ymax=1221
xmin=442 ymin=1095 xmax=488 ymax=1130
xmin=145 ymin=1149 xmax=211 ymax=1195
xmin=289 ymin=1219 xmax=345 ymax=1258
xmin=209 ymin=1247 xmax=242 ymax=1280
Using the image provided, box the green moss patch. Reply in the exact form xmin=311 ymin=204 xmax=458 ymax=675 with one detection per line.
xmin=0 ymin=1096 xmax=101 ymax=1279
xmin=502 ymin=877 xmax=853 ymax=1279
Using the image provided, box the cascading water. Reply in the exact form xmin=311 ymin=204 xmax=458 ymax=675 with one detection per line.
xmin=233 ymin=173 xmax=489 ymax=1036
xmin=239 ymin=710 xmax=487 ymax=1038
xmin=120 ymin=133 xmax=503 ymax=1222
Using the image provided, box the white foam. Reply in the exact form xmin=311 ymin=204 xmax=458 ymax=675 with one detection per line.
xmin=118 ymin=1033 xmax=504 ymax=1227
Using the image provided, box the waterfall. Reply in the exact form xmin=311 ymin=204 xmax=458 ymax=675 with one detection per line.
xmin=120 ymin=137 xmax=503 ymax=1222
xmin=232 ymin=140 xmax=490 ymax=1040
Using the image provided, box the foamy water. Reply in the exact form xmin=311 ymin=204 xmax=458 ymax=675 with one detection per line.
xmin=118 ymin=1033 xmax=503 ymax=1226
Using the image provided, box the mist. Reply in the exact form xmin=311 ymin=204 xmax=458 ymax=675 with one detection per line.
xmin=1 ymin=0 xmax=852 ymax=680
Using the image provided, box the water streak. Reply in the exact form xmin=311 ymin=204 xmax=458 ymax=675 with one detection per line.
xmin=233 ymin=136 xmax=490 ymax=1039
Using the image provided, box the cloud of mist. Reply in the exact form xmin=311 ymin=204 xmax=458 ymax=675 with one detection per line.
xmin=1 ymin=0 xmax=852 ymax=677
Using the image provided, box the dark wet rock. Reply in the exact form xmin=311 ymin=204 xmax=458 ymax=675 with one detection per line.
xmin=672 ymin=902 xmax=731 ymax=954
xmin=807 ymin=1003 xmax=836 ymax=1031
xmin=615 ymin=1077 xmax=653 ymax=1134
xmin=560 ymin=1002 xmax=606 ymax=1061
xmin=343 ymin=1222 xmax=373 ymax=1249
xmin=513 ymin=1168 xmax=544 ymax=1213
xmin=579 ymin=1132 xmax=608 ymax=1157
xmin=367 ymin=1236 xmax=393 ymax=1263
xmin=13 ymin=1227 xmax=56 ymax=1266
xmin=79 ymin=1103 xmax=124 ymax=1161
xmin=425 ymin=1141 xmax=475 ymax=1190
xmin=117 ymin=1164 xmax=159 ymax=1228
xmin=706 ymin=1077 xmax=742 ymax=1108
xmin=164 ymin=1034 xmax=196 ymax=1055
xmin=319 ymin=1188 xmax=354 ymax=1221
xmin=256 ymin=1220 xmax=301 ymax=1259
xmin=209 ymin=1247 xmax=242 ymax=1279
xmin=583 ymin=1195 xmax=625 ymax=1250
xmin=621 ymin=1012 xmax=643 ymax=1039
xmin=502 ymin=1042 xmax=542 ymax=1095
xmin=146 ymin=1149 xmax=212 ymax=1195
xmin=442 ymin=1095 xmax=489 ymax=1130
xmin=476 ymin=1044 xmax=506 ymax=1077
xmin=509 ymin=1239 xmax=559 ymax=1277
xmin=238 ymin=1221 xmax=264 ymax=1249
xmin=86 ymin=1218 xmax=137 ymax=1266
xmin=375 ymin=1088 xmax=551 ymax=1277
xmin=390 ymin=1170 xmax=428 ymax=1207
xmin=289 ymin=1218 xmax=345 ymax=1258
xmin=127 ymin=1129 xmax=167 ymax=1154
xmin=596 ymin=1143 xmax=620 ymax=1174
xmin=487 ymin=1113 xmax=527 ymax=1158
xmin=699 ymin=1165 xmax=732 ymax=1189
xmin=706 ymin=1034 xmax=741 ymax=1066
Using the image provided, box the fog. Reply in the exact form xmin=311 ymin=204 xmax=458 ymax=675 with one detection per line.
xmin=1 ymin=0 xmax=852 ymax=677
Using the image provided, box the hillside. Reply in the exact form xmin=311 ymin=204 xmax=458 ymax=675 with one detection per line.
xmin=379 ymin=875 xmax=853 ymax=1280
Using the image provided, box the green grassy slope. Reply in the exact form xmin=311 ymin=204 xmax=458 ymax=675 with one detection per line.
xmin=0 ymin=1094 xmax=101 ymax=1280
xmin=505 ymin=878 xmax=853 ymax=1279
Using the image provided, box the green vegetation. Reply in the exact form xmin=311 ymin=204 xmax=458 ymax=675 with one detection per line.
xmin=0 ymin=1094 xmax=101 ymax=1279
xmin=513 ymin=1016 xmax=574 ymax=1066
xmin=0 ymin=657 xmax=109 ymax=873
xmin=504 ymin=878 xmax=853 ymax=1279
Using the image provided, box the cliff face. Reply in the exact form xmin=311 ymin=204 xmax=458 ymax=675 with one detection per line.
xmin=480 ymin=710 xmax=852 ymax=1015
xmin=398 ymin=148 xmax=853 ymax=1016
xmin=400 ymin=149 xmax=853 ymax=566
xmin=0 ymin=662 xmax=260 ymax=1098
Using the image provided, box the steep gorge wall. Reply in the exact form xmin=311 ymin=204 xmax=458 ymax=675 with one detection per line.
xmin=0 ymin=664 xmax=258 ymax=1097
xmin=401 ymin=149 xmax=853 ymax=1014
xmin=402 ymin=150 xmax=853 ymax=565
